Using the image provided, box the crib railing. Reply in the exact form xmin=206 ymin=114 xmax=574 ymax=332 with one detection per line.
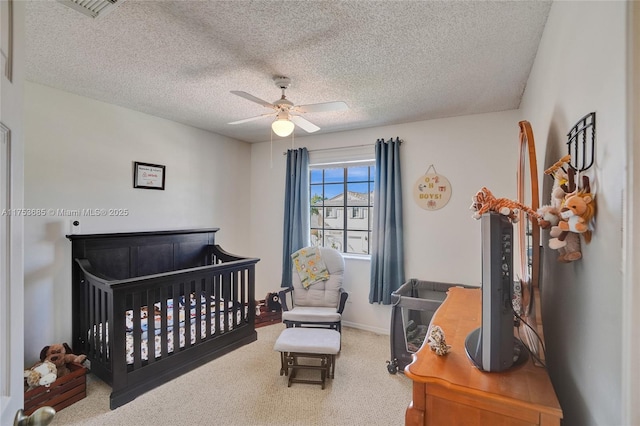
xmin=74 ymin=245 xmax=258 ymax=388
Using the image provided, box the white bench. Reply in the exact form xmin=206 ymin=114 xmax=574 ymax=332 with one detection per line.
xmin=273 ymin=328 xmax=341 ymax=389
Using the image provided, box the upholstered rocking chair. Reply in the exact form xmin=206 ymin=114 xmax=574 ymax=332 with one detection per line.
xmin=279 ymin=247 xmax=348 ymax=332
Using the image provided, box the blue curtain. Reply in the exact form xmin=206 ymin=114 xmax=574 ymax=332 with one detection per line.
xmin=281 ymin=147 xmax=310 ymax=288
xmin=369 ymin=138 xmax=405 ymax=304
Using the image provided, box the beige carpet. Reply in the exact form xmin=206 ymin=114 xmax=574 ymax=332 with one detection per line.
xmin=50 ymin=324 xmax=412 ymax=426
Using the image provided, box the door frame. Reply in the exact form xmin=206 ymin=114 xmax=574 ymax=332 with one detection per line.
xmin=622 ymin=1 xmax=640 ymax=425
xmin=0 ymin=0 xmax=24 ymax=423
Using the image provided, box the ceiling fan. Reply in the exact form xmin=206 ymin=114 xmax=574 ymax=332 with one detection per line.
xmin=229 ymin=77 xmax=349 ymax=137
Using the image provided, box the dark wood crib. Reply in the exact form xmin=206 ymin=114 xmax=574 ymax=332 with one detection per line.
xmin=67 ymin=228 xmax=259 ymax=409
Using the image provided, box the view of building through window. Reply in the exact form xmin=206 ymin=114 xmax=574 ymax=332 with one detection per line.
xmin=310 ymin=165 xmax=375 ymax=254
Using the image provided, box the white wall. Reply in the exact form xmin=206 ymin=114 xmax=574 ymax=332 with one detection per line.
xmin=519 ymin=2 xmax=627 ymax=425
xmin=23 ymin=82 xmax=252 ymax=365
xmin=250 ymin=110 xmax=521 ymax=333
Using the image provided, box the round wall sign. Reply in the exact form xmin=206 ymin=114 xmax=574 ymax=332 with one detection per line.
xmin=413 ymin=171 xmax=452 ymax=211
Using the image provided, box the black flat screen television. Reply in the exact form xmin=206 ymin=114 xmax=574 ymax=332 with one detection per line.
xmin=464 ymin=212 xmax=528 ymax=372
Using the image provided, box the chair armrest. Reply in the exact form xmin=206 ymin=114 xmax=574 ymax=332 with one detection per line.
xmin=278 ymin=287 xmax=294 ymax=312
xmin=337 ymin=290 xmax=349 ymax=314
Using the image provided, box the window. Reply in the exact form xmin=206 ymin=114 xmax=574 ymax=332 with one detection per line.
xmin=350 ymin=207 xmax=366 ymax=219
xmin=310 ymin=164 xmax=375 ymax=255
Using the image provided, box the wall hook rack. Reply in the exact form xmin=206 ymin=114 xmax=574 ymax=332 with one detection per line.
xmin=566 ymin=112 xmax=595 ymax=172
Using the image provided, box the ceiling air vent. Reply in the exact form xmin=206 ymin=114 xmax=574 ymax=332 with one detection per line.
xmin=57 ymin=0 xmax=124 ymax=19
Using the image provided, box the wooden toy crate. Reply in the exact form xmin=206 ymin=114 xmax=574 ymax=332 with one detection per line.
xmin=255 ymin=299 xmax=282 ymax=328
xmin=24 ymin=362 xmax=87 ymax=415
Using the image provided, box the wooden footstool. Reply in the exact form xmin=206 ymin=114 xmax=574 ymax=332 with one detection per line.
xmin=273 ymin=328 xmax=341 ymax=389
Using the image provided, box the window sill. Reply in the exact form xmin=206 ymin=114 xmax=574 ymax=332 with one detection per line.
xmin=342 ymin=253 xmax=371 ymax=261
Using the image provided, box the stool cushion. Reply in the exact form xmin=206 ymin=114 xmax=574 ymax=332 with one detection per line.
xmin=274 ymin=328 xmax=341 ymax=355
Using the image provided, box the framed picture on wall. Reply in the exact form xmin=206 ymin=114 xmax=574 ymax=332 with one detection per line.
xmin=133 ymin=161 xmax=165 ymax=190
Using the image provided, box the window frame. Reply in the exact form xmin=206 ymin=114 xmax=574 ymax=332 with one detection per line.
xmin=309 ymin=161 xmax=375 ymax=255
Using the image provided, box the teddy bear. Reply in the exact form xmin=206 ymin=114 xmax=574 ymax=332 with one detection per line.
xmin=40 ymin=343 xmax=86 ymax=378
xmin=24 ymin=360 xmax=57 ymax=391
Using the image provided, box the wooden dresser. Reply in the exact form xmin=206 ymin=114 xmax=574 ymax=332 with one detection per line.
xmin=404 ymin=287 xmax=562 ymax=426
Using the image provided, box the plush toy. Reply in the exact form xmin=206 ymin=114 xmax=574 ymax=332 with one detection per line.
xmin=427 ymin=325 xmax=451 ymax=356
xmin=40 ymin=343 xmax=86 ymax=378
xmin=538 ymin=165 xmax=569 ymax=230
xmin=544 ymin=155 xmax=571 ymax=186
xmin=542 ymin=156 xmax=586 ymax=262
xmin=265 ymin=292 xmax=282 ymax=312
xmin=537 ymin=204 xmax=561 ymax=230
xmin=557 ymin=191 xmax=595 ymax=239
xmin=24 ymin=360 xmax=57 ymax=390
xmin=549 ymin=225 xmax=582 ymax=262
xmin=470 ymin=187 xmax=541 ymax=224
xmin=548 ymin=173 xmax=595 ymax=247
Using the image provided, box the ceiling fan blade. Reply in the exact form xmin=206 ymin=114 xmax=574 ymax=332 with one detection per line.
xmin=291 ymin=115 xmax=320 ymax=133
xmin=228 ymin=113 xmax=273 ymax=125
xmin=230 ymin=91 xmax=276 ymax=109
xmin=293 ymin=101 xmax=349 ymax=114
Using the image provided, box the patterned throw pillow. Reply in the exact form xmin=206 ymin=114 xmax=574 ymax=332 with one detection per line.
xmin=291 ymin=247 xmax=330 ymax=289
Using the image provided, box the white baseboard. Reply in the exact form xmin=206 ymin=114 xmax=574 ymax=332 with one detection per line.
xmin=342 ymin=320 xmax=389 ymax=335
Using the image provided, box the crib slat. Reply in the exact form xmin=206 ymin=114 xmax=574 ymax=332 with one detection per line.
xmin=205 ymin=276 xmax=212 ymax=339
xmin=240 ymin=271 xmax=246 ymax=323
xmin=214 ymin=274 xmax=221 ymax=336
xmin=160 ymin=286 xmax=168 ymax=359
xmin=248 ymin=266 xmax=256 ymax=326
xmin=85 ymin=283 xmax=93 ymax=359
xmin=193 ymin=280 xmax=200 ymax=345
xmin=233 ymin=271 xmax=239 ymax=328
xmin=146 ymin=288 xmax=155 ymax=365
xmin=232 ymin=272 xmax=238 ymax=328
xmin=132 ymin=292 xmax=142 ymax=370
xmin=100 ymin=289 xmax=108 ymax=365
xmin=91 ymin=285 xmax=98 ymax=360
xmin=96 ymin=288 xmax=101 ymax=362
xmin=223 ymin=272 xmax=230 ymax=333
xmin=81 ymin=279 xmax=90 ymax=357
xmin=106 ymin=289 xmax=113 ymax=368
xmin=172 ymin=284 xmax=180 ymax=356
xmin=184 ymin=281 xmax=192 ymax=350
xmin=201 ymin=279 xmax=206 ymax=339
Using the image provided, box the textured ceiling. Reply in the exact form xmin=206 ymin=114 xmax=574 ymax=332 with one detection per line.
xmin=25 ymin=0 xmax=552 ymax=143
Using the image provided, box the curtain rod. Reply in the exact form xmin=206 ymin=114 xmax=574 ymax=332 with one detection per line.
xmin=282 ymin=139 xmax=402 ymax=155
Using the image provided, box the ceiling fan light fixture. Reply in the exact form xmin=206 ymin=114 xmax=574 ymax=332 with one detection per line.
xmin=272 ymin=117 xmax=295 ymax=137
xmin=230 ymin=76 xmax=348 ymax=136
